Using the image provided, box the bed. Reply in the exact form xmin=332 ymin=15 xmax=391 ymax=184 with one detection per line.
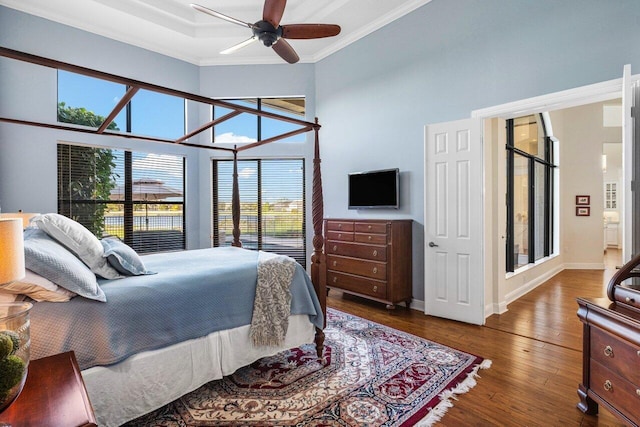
xmin=0 ymin=47 xmax=329 ymax=427
xmin=27 ymin=245 xmax=323 ymax=426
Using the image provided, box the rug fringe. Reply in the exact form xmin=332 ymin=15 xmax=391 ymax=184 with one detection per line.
xmin=414 ymin=359 xmax=492 ymax=427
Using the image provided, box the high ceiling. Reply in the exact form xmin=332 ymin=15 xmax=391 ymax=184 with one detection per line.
xmin=0 ymin=0 xmax=431 ymax=66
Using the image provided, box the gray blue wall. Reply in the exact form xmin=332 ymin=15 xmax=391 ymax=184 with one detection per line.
xmin=2 ymin=1 xmax=640 ymax=301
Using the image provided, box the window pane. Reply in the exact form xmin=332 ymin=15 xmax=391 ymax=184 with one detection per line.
xmin=513 ymin=115 xmax=545 ymax=159
xmin=58 ymin=70 xmax=126 ymax=131
xmin=513 ymin=154 xmax=529 ymax=269
xmin=213 ymin=100 xmax=258 ymax=143
xmin=212 ymin=158 xmax=306 ymax=267
xmin=261 ymin=160 xmax=305 ymax=262
xmin=534 ymin=161 xmax=546 ymax=261
xmin=130 ymin=89 xmax=185 ymax=139
xmin=58 ymin=144 xmax=185 ymax=253
xmin=261 ymin=98 xmax=306 ymax=143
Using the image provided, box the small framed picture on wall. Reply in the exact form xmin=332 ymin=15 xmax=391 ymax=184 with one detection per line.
xmin=576 ymin=206 xmax=591 ymax=216
xmin=576 ymin=195 xmax=590 ymax=205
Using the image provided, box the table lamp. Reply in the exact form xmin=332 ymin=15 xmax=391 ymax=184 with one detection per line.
xmin=0 ymin=212 xmax=39 ymax=230
xmin=0 ymin=218 xmax=25 ymax=285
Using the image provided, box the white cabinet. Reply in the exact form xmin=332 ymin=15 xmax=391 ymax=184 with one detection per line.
xmin=605 ymin=223 xmax=619 ymax=247
xmin=604 ymin=182 xmax=617 ymax=209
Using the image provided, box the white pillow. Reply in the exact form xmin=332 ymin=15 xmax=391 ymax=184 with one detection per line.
xmin=0 ymin=270 xmax=76 ymax=302
xmin=32 ymin=213 xmax=121 ymax=280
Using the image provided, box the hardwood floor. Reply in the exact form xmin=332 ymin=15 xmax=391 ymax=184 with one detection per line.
xmin=326 ymin=249 xmax=626 ymax=426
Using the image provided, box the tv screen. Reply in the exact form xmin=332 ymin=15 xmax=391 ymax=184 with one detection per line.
xmin=348 ymin=168 xmax=399 ymax=209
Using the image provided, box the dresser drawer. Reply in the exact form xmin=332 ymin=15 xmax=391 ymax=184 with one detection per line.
xmin=590 ymin=359 xmax=640 ymax=424
xmin=327 ymin=255 xmax=387 ymax=280
xmin=591 ymin=328 xmax=640 ymax=385
xmin=354 ymin=232 xmax=387 ymax=245
xmin=327 ymin=271 xmax=387 ymax=299
xmin=355 ymin=222 xmax=387 ymax=234
xmin=326 ymin=241 xmax=387 ymax=261
xmin=326 ymin=230 xmax=354 ymax=242
xmin=326 ymin=220 xmax=354 ymax=232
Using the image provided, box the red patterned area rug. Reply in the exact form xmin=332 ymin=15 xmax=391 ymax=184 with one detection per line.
xmin=125 ymin=308 xmax=491 ymax=427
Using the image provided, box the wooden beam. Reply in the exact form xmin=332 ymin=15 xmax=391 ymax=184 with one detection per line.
xmin=175 ymin=110 xmax=242 ymax=143
xmin=0 ymin=46 xmax=320 ymax=130
xmin=236 ymin=126 xmax=312 ymax=152
xmin=97 ymin=86 xmax=139 ymax=133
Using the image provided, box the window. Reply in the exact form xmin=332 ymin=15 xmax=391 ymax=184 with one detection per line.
xmin=58 ymin=143 xmax=185 ymax=254
xmin=58 ymin=70 xmax=185 ymax=140
xmin=212 ymin=98 xmax=306 ymax=143
xmin=506 ymin=114 xmax=556 ymax=272
xmin=212 ymin=159 xmax=306 ymax=267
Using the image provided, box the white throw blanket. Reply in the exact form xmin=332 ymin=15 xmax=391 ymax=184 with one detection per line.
xmin=250 ymin=251 xmax=296 ymax=347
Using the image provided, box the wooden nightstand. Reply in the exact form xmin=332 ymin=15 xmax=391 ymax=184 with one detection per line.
xmin=0 ymin=351 xmax=97 ymax=427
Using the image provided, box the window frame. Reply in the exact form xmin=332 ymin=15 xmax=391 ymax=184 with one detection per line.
xmin=506 ymin=115 xmax=556 ymax=272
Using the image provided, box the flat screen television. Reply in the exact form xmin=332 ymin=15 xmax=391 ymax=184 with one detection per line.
xmin=348 ymin=168 xmax=399 ymax=209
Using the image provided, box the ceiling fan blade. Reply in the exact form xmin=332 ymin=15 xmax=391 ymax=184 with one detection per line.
xmin=220 ymin=37 xmax=258 ymax=55
xmin=263 ymin=0 xmax=286 ymax=28
xmin=281 ymin=24 xmax=341 ymax=39
xmin=272 ymin=38 xmax=299 ymax=64
xmin=191 ymin=3 xmax=254 ymax=29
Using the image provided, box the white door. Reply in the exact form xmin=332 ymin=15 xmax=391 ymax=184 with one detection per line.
xmin=424 ymin=118 xmax=484 ymax=325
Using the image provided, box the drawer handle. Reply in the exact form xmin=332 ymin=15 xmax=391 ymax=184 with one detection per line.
xmin=333 ymin=245 xmax=337 ymax=251
xmin=604 ymin=380 xmax=612 ymax=392
xmin=368 ymin=225 xmax=372 ymax=230
xmin=373 ymin=285 xmax=377 ymax=292
xmin=372 ymin=250 xmax=378 ymax=257
xmin=338 ymin=224 xmax=342 ymax=229
xmin=373 ymin=267 xmax=378 ymax=274
xmin=332 ymin=277 xmax=337 ymax=283
xmin=368 ymin=235 xmax=372 ymax=241
xmin=604 ymin=346 xmax=613 ymax=357
xmin=637 ymin=389 xmax=640 ymax=397
xmin=333 ymin=261 xmax=337 ymax=267
xmin=338 ymin=233 xmax=342 ymax=238
xmin=625 ymin=296 xmax=636 ymax=303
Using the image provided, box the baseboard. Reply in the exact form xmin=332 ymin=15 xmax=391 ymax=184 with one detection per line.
xmin=410 ymin=298 xmax=425 ymax=312
xmin=504 ymin=264 xmax=565 ymax=306
xmin=485 ymin=301 xmax=508 ymax=317
xmin=563 ymin=263 xmax=605 ymax=270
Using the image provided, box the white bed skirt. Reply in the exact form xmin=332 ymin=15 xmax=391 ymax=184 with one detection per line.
xmin=82 ymin=315 xmax=316 ymax=427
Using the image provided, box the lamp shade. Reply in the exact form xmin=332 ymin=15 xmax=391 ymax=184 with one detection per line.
xmin=0 ymin=218 xmax=25 ymax=285
xmin=0 ymin=212 xmax=39 ymax=229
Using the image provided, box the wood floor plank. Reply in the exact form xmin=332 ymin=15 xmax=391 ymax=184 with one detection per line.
xmin=326 ymin=248 xmax=626 ymax=426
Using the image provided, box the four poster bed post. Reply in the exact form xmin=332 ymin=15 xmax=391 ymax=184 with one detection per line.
xmin=0 ymin=46 xmax=328 ymax=357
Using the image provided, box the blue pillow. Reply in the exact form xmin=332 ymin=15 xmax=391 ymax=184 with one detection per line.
xmin=101 ymin=238 xmax=155 ymax=276
xmin=23 ymin=228 xmax=106 ymax=302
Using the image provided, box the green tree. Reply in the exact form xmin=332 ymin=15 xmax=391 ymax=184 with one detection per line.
xmin=57 ymin=102 xmax=118 ymax=236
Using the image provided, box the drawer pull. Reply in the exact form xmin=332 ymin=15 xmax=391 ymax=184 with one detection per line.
xmin=333 ymin=261 xmax=337 ymax=267
xmin=368 ymin=225 xmax=372 ymax=230
xmin=333 ymin=245 xmax=337 ymax=251
xmin=604 ymin=380 xmax=612 ymax=392
xmin=373 ymin=267 xmax=378 ymax=274
xmin=368 ymin=235 xmax=372 ymax=241
xmin=373 ymin=250 xmax=378 ymax=257
xmin=604 ymin=345 xmax=613 ymax=357
xmin=338 ymin=224 xmax=342 ymax=229
xmin=625 ymin=296 xmax=636 ymax=303
xmin=332 ymin=277 xmax=337 ymax=283
xmin=637 ymin=389 xmax=640 ymax=397
xmin=338 ymin=233 xmax=342 ymax=238
xmin=373 ymin=285 xmax=377 ymax=292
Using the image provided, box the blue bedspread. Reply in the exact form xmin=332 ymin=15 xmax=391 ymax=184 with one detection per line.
xmin=29 ymin=247 xmax=323 ymax=370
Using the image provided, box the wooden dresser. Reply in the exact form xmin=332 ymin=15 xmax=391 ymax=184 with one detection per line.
xmin=324 ymin=218 xmax=412 ymax=309
xmin=577 ymin=297 xmax=640 ymax=426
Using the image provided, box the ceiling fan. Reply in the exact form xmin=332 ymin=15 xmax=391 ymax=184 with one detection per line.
xmin=191 ymin=1 xmax=341 ymax=64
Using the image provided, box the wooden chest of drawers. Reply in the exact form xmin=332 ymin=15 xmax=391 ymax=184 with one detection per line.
xmin=324 ymin=218 xmax=412 ymax=309
xmin=577 ymin=297 xmax=640 ymax=426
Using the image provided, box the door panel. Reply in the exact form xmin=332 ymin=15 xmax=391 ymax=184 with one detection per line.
xmin=425 ymin=118 xmax=484 ymax=325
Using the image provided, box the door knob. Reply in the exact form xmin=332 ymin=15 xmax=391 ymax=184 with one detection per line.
xmin=428 ymin=242 xmax=438 ymax=247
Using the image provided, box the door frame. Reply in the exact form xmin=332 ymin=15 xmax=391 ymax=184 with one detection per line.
xmin=471 ymin=67 xmax=639 ymax=316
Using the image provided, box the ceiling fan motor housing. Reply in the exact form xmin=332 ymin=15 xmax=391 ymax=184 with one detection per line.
xmin=253 ymin=20 xmax=280 ymax=46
